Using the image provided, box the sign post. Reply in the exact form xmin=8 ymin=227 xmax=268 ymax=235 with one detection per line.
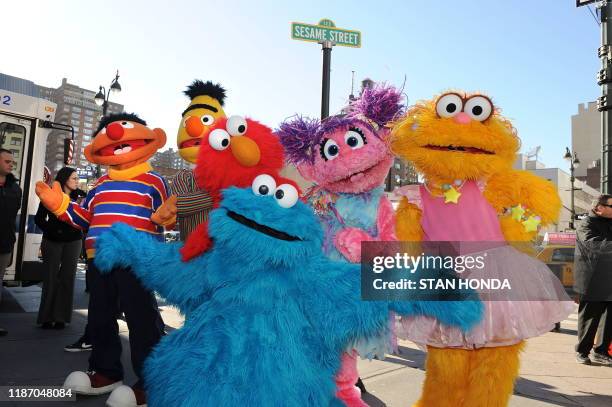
xmin=291 ymin=19 xmax=361 ymax=119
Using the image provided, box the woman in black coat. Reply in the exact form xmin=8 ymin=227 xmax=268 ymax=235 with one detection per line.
xmin=35 ymin=167 xmax=83 ymax=329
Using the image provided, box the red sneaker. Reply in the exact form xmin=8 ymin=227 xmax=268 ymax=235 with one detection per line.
xmin=63 ymin=370 xmax=122 ymax=395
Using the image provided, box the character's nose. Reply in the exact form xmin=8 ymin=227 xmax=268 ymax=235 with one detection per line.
xmin=454 ymin=112 xmax=472 ymax=125
xmin=106 ymin=122 xmax=124 ymax=140
xmin=230 ymin=137 xmax=261 ymax=167
xmin=185 ymin=116 xmax=204 ymax=138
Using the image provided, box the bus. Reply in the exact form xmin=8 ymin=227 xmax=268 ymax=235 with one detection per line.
xmin=1 ymin=89 xmax=72 ymax=283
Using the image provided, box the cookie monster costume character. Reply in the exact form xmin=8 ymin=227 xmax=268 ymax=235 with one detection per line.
xmin=277 ymin=83 xmax=404 ymax=406
xmin=391 ymin=91 xmax=574 ymax=407
xmin=94 ymin=178 xmax=483 ymax=407
xmin=35 ymin=113 xmax=171 ymax=407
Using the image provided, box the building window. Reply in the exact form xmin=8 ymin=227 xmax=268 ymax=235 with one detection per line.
xmin=85 ymin=109 xmax=94 ymax=117
xmin=84 ymin=122 xmax=92 ymax=128
xmin=84 ymin=116 xmax=93 ymax=123
xmin=72 ymin=106 xmax=81 ymax=113
xmin=63 ymin=106 xmax=70 ymax=112
xmin=10 ymin=138 xmax=22 ymax=146
xmin=72 ymin=112 xmax=81 ymax=120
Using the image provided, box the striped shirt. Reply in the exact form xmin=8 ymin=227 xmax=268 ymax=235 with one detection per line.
xmin=57 ymin=162 xmax=170 ymax=258
xmin=173 ymin=168 xmax=214 ymax=241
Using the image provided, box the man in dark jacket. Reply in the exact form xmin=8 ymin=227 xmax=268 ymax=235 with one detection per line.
xmin=0 ymin=149 xmax=22 ymax=337
xmin=574 ymin=194 xmax=612 ymax=365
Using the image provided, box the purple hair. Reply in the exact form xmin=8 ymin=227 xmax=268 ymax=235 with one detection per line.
xmin=348 ymin=83 xmax=405 ymax=127
xmin=276 ymin=116 xmax=321 ymax=165
xmin=277 ymin=83 xmax=404 ymax=164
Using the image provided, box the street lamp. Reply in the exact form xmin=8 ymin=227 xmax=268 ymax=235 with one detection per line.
xmin=94 ymin=70 xmax=121 ymax=116
xmin=564 ymin=147 xmax=581 ymax=229
xmin=93 ymin=71 xmax=121 ymax=177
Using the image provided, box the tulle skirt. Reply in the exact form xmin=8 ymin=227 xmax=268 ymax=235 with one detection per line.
xmin=396 ymin=245 xmax=574 ymax=349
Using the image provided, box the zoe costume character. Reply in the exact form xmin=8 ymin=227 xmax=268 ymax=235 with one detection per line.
xmin=391 ymin=92 xmax=574 ymax=407
xmin=165 ymin=80 xmax=227 ymax=241
xmin=277 ymin=83 xmax=404 ymax=407
xmin=36 ymin=113 xmax=171 ymax=407
xmin=93 ymin=180 xmax=483 ymax=407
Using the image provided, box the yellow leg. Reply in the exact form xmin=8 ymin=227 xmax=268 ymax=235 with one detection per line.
xmin=412 ymin=346 xmax=471 ymax=407
xmin=462 ymin=342 xmax=525 ymax=407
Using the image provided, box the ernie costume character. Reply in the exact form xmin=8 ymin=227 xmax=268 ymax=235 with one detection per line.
xmin=277 ymin=83 xmax=405 ymax=407
xmin=391 ymin=91 xmax=574 ymax=407
xmin=35 ymin=113 xmax=171 ymax=407
xmin=168 ymin=80 xmax=226 ymax=241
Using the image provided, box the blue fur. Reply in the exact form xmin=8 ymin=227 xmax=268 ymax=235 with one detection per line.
xmin=95 ymin=187 xmax=482 ymax=406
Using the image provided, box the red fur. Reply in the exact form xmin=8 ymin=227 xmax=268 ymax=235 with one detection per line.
xmin=181 ymin=117 xmax=291 ymax=261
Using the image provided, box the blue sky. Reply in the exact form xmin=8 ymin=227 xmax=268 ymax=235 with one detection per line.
xmin=2 ymin=0 xmax=601 ymax=169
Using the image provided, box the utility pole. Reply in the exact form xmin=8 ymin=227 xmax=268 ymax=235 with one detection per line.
xmin=598 ymin=1 xmax=612 ymax=193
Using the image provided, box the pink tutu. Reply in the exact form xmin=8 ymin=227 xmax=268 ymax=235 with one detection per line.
xmin=397 ymin=245 xmax=574 ymax=349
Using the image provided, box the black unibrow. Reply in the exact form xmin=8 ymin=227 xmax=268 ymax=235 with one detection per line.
xmin=182 ymin=104 xmax=218 ymax=116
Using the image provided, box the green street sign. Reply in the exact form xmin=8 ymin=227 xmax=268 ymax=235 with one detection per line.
xmin=291 ymin=19 xmax=361 ymax=48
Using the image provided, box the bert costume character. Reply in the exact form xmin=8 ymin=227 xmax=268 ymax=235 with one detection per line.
xmin=36 ymin=113 xmax=172 ymax=407
xmin=173 ymin=80 xmax=227 ymax=240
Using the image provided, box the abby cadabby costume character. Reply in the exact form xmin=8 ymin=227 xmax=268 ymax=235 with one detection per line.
xmin=277 ymin=83 xmax=404 ymax=407
xmin=391 ymin=91 xmax=574 ymax=407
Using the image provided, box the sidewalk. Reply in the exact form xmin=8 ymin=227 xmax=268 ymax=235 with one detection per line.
xmin=1 ymin=269 xmax=611 ymax=407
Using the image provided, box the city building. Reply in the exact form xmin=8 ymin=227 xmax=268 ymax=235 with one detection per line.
xmin=384 ymin=158 xmax=419 ymax=192
xmin=571 ymin=101 xmax=600 ymax=181
xmin=0 ymin=73 xmax=123 ymax=179
xmin=151 ymin=148 xmax=189 ymax=171
xmin=44 ymin=78 xmax=123 ymax=176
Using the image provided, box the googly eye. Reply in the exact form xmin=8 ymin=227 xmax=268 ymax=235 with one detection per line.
xmin=345 ymin=128 xmax=366 ymax=149
xmin=120 ymin=121 xmax=135 ymax=129
xmin=208 ymin=129 xmax=231 ymax=151
xmin=435 ymin=93 xmax=463 ymax=118
xmin=274 ymin=184 xmax=299 ymax=208
xmin=226 ymin=115 xmax=247 ymax=136
xmin=464 ymin=96 xmax=493 ymax=122
xmin=252 ymin=174 xmax=277 ymax=196
xmin=320 ymin=138 xmax=340 ymax=161
xmin=200 ymin=115 xmax=215 ymax=126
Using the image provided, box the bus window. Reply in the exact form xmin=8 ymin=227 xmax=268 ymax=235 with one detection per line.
xmin=0 ymin=122 xmax=26 ymax=176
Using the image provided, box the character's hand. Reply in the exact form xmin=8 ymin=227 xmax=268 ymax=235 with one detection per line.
xmin=35 ymin=181 xmax=65 ymax=213
xmin=180 ymin=222 xmax=212 ymax=261
xmin=151 ymin=195 xmax=177 ymax=226
xmin=392 ymin=300 xmax=484 ymax=333
xmin=376 ymin=197 xmax=396 ymax=241
xmin=334 ymin=228 xmax=374 ymax=263
xmin=94 ymin=223 xmax=139 ymax=273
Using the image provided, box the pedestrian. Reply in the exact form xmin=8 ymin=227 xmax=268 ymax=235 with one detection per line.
xmin=35 ymin=167 xmax=83 ymax=329
xmin=574 ymin=194 xmax=612 ymax=365
xmin=0 ymin=148 xmax=22 ymax=337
